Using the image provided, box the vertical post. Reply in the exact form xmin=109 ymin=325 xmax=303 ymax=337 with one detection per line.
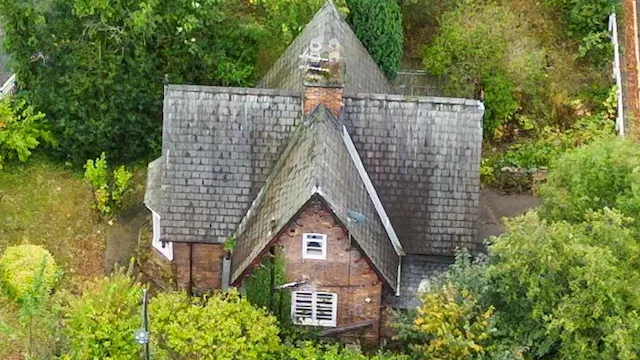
xmin=142 ymin=288 xmax=150 ymax=360
xmin=610 ymin=13 xmax=625 ymax=137
xmin=268 ymin=247 xmax=276 ymax=313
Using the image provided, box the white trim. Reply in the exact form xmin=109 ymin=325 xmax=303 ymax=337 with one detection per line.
xmin=302 ymin=233 xmax=327 ymax=260
xmin=291 ymin=291 xmax=337 ymax=327
xmin=0 ymin=74 xmax=16 ymax=99
xmin=148 ymin=208 xmax=173 ymax=261
xmin=396 ymin=256 xmax=402 ymax=296
xmin=341 ymin=125 xmax=405 ymax=255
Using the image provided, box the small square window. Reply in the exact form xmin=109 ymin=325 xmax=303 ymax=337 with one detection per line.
xmin=302 ymin=233 xmax=327 ymax=260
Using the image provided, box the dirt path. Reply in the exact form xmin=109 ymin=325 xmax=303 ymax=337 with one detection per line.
xmin=103 ymin=204 xmax=149 ymax=273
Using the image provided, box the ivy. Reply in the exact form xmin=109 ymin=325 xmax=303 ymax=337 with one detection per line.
xmin=244 ymin=248 xmax=291 ymax=323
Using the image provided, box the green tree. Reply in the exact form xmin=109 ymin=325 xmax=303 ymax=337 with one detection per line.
xmin=346 ymin=0 xmax=403 ymax=80
xmin=150 ymin=290 xmax=282 ymax=359
xmin=62 ymin=271 xmax=142 ymax=360
xmin=539 ymin=136 xmax=639 ymax=224
xmin=0 ymin=0 xmax=265 ymax=164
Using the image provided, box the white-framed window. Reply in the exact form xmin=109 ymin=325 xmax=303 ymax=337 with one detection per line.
xmin=302 ymin=233 xmax=327 ymax=260
xmin=291 ymin=291 xmax=337 ymax=327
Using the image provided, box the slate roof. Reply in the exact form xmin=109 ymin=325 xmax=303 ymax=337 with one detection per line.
xmin=160 ymin=85 xmax=302 ymax=243
xmin=152 ymin=0 xmax=484 ymax=263
xmin=344 ymin=94 xmax=483 ymax=255
xmin=231 ymin=106 xmax=400 ymax=289
xmin=259 ymin=1 xmax=393 ymax=95
xmin=385 ymin=255 xmax=454 ymax=309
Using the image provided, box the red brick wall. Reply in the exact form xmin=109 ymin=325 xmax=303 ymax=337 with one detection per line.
xmin=304 ymin=86 xmax=344 ymax=118
xmin=250 ymin=200 xmax=384 ymax=343
xmin=173 ymin=243 xmax=224 ymax=292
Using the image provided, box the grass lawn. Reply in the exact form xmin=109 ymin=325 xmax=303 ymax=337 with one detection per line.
xmin=0 ymin=159 xmax=147 ymax=287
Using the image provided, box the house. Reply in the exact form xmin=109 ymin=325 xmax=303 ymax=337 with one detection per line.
xmin=0 ymin=27 xmax=16 ymax=98
xmin=145 ymin=1 xmax=483 ymax=343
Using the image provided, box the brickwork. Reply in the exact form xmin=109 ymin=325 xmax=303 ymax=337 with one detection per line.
xmin=249 ymin=200 xmax=384 ymax=343
xmin=304 ymin=86 xmax=344 ymax=117
xmin=173 ymin=243 xmax=224 ymax=292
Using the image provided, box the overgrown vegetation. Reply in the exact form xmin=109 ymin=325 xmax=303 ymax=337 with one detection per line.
xmin=0 ymin=244 xmax=58 ymax=302
xmin=84 ymin=152 xmax=133 ymax=217
xmin=244 ymin=249 xmax=291 ymax=323
xmin=0 ymin=95 xmax=54 ymax=169
xmin=346 ymin=0 xmax=403 ymax=80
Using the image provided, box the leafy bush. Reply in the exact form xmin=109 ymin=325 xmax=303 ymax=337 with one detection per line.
xmin=0 ymin=244 xmax=58 ymax=302
xmin=411 ymin=283 xmax=494 ymax=360
xmin=1 ymin=262 xmax=65 ymax=359
xmin=0 ymin=95 xmax=54 ymax=169
xmin=539 ymin=137 xmax=640 ymax=224
xmin=484 ymin=86 xmax=616 ymax=193
xmin=422 ymin=2 xmax=546 ymax=138
xmin=62 ymin=271 xmax=142 ymax=360
xmin=0 ymin=0 xmax=265 ymax=163
xmin=287 ymin=342 xmax=409 ymax=360
xmin=485 ymin=210 xmax=640 ymax=358
xmin=543 ymin=0 xmax=616 ymax=63
xmin=346 ymin=0 xmax=403 ymax=80
xmin=405 ymin=210 xmax=640 ymax=359
xmin=150 ymin=290 xmax=282 ymax=359
xmin=84 ymin=152 xmax=133 ymax=217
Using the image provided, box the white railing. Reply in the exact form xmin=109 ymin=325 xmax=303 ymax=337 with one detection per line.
xmin=609 ymin=13 xmax=625 ymax=137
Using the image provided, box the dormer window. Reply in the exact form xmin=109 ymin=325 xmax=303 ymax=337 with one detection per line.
xmin=302 ymin=233 xmax=327 ymax=260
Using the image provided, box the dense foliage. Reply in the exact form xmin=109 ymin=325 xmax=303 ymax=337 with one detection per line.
xmin=83 ymin=152 xmax=133 ymax=216
xmin=483 ymin=86 xmax=616 ymax=192
xmin=346 ymin=0 xmax=403 ymax=80
xmin=399 ymin=209 xmax=640 ymax=359
xmin=544 ymin=0 xmax=617 ymax=63
xmin=422 ymin=2 xmax=546 ymax=137
xmin=62 ymin=272 xmax=142 ymax=360
xmin=150 ymin=290 xmax=282 ymax=359
xmin=0 ymin=0 xmax=265 ymax=163
xmin=0 ymin=95 xmax=54 ymax=169
xmin=0 ymin=244 xmax=58 ymax=302
xmin=244 ymin=250 xmax=291 ymax=322
xmin=288 ymin=342 xmax=409 ymax=360
xmin=539 ymin=137 xmax=640 ymax=224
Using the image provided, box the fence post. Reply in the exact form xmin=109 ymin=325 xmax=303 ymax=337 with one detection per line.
xmin=610 ymin=13 xmax=625 ymax=137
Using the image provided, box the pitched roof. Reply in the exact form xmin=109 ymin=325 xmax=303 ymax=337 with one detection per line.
xmin=230 ymin=106 xmax=400 ymax=289
xmin=385 ymin=255 xmax=454 ymax=309
xmin=160 ymin=85 xmax=302 ymax=243
xmin=343 ymin=94 xmax=483 ymax=255
xmin=259 ymin=1 xmax=394 ymax=95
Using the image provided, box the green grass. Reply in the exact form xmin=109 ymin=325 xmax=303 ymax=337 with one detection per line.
xmin=0 ymin=160 xmax=107 ymax=285
xmin=0 ymin=159 xmax=147 ymax=286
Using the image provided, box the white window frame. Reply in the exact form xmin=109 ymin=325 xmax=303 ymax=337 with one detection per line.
xmin=291 ymin=291 xmax=337 ymax=327
xmin=302 ymin=233 xmax=327 ymax=260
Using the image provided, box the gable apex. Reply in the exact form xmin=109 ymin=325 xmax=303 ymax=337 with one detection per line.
xmin=259 ymin=1 xmax=394 ymax=95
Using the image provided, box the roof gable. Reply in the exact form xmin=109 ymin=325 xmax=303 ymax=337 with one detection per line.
xmin=231 ymin=105 xmax=400 ymax=289
xmin=259 ymin=1 xmax=394 ymax=95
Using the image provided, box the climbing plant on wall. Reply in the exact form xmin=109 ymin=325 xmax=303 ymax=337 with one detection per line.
xmin=244 ymin=247 xmax=291 ymax=323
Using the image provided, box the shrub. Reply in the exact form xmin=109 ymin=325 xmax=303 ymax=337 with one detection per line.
xmin=0 ymin=95 xmax=54 ymax=169
xmin=484 ymin=210 xmax=640 ymax=358
xmin=411 ymin=283 xmax=494 ymax=360
xmin=62 ymin=271 xmax=142 ymax=360
xmin=84 ymin=152 xmax=133 ymax=217
xmin=0 ymin=244 xmax=58 ymax=302
xmin=150 ymin=290 xmax=282 ymax=359
xmin=539 ymin=137 xmax=640 ymax=224
xmin=543 ymin=0 xmax=616 ymax=64
xmin=287 ymin=342 xmax=409 ymax=359
xmin=421 ymin=2 xmax=546 ymax=138
xmin=346 ymin=0 xmax=403 ymax=80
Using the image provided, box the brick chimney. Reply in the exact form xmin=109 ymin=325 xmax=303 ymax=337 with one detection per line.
xmin=302 ymin=38 xmax=345 ymax=118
